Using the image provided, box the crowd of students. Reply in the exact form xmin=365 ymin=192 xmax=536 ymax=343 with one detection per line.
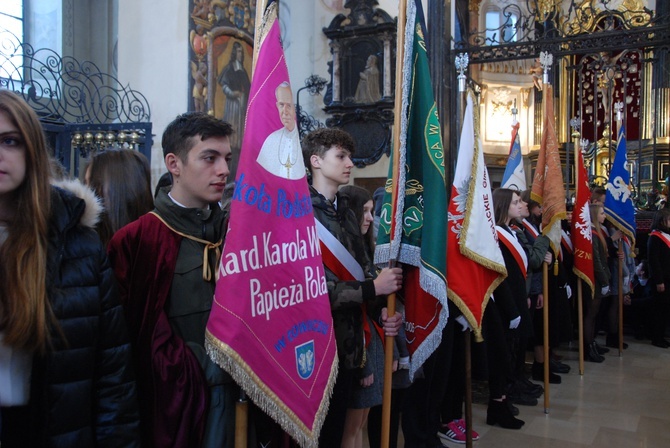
xmin=1 ymin=89 xmax=669 ymax=448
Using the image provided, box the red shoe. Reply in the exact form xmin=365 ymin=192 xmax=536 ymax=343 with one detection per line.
xmin=456 ymin=418 xmax=480 ymax=441
xmin=438 ymin=421 xmax=466 ymax=444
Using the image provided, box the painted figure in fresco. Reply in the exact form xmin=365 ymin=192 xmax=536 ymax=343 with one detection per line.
xmin=217 ymin=41 xmax=251 ymax=150
xmin=256 ymin=82 xmax=305 ymax=180
xmin=354 ymin=54 xmax=381 ymax=103
xmin=191 ymin=0 xmax=212 ymax=21
xmin=191 ymin=61 xmax=208 ymax=113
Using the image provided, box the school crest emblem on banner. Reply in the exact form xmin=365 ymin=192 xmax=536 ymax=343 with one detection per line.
xmin=296 ymin=340 xmax=315 ymax=380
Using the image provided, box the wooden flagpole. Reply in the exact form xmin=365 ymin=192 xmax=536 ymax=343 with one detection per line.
xmin=624 ymin=243 xmax=628 ymax=356
xmin=543 ymin=262 xmax=550 ymax=413
xmin=235 ymin=390 xmax=249 ymax=448
xmin=464 ymin=329 xmax=473 ymax=448
xmin=380 ymin=1 xmax=407 ymax=447
xmin=616 ymin=112 xmax=625 ymax=357
xmin=455 ymin=56 xmax=472 ymax=448
xmin=233 ymin=2 xmax=268 ymax=447
xmin=577 ymin=280 xmax=585 ymax=375
xmin=572 ymin=126 xmax=585 ymax=375
xmin=538 ymin=59 xmax=553 ymax=414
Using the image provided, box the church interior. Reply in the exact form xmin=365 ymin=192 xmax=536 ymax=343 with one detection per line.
xmin=1 ymin=1 xmax=669 ymax=447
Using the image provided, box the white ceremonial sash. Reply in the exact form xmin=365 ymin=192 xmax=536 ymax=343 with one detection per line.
xmin=521 ymin=218 xmax=540 ymax=238
xmin=315 ymin=219 xmax=365 ymax=281
xmin=560 ymin=229 xmax=573 ymax=260
xmin=561 ymin=230 xmax=574 ymax=252
xmin=496 ymin=225 xmax=528 ymax=278
xmin=650 ymin=230 xmax=670 ymax=249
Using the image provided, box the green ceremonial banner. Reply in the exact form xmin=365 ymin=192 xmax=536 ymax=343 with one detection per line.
xmin=374 ymin=0 xmax=448 ymax=379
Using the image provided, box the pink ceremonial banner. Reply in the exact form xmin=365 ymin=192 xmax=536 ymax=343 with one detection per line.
xmin=205 ymin=5 xmax=337 ymax=447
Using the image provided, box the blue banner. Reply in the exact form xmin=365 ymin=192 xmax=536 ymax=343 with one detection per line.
xmin=501 ymin=123 xmax=526 ymax=191
xmin=604 ymin=126 xmax=636 ymax=245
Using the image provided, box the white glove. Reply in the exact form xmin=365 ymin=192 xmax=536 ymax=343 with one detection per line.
xmin=455 ymin=315 xmax=470 ymax=332
xmin=565 ymin=284 xmax=572 ymax=299
xmin=509 ymin=316 xmax=521 ymax=329
xmin=398 ymin=356 xmax=410 ymax=370
xmin=601 ymin=286 xmax=610 ymax=296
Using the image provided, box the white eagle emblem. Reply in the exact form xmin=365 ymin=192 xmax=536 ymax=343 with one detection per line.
xmin=448 ymin=178 xmax=470 ymax=239
xmin=574 ymin=202 xmax=592 ymax=242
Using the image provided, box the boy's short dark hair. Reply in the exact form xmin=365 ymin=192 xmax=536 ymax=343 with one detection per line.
xmin=162 ymin=112 xmax=234 ymax=162
xmin=590 ymin=186 xmax=607 ymax=203
xmin=301 ymin=128 xmax=355 ymax=173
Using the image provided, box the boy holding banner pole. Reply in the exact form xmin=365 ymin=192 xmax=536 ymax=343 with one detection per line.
xmin=302 ymin=128 xmax=403 ymax=448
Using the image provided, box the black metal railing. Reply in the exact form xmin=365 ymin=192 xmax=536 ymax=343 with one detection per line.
xmin=0 ymin=26 xmax=152 ymax=175
xmin=454 ymin=0 xmax=670 ymax=62
xmin=0 ymin=26 xmax=150 ymax=124
xmin=296 ymin=74 xmax=327 ymax=140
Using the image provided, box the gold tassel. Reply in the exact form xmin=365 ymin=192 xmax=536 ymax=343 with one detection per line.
xmin=149 ymin=212 xmax=222 ymax=281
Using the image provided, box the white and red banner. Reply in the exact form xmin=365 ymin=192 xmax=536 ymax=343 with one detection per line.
xmin=571 ymin=147 xmax=595 ymax=293
xmin=446 ymin=92 xmax=507 ymax=340
xmin=205 ymin=5 xmax=337 ymax=447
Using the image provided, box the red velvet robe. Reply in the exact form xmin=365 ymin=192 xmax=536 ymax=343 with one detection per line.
xmin=108 ymin=213 xmax=209 ymax=447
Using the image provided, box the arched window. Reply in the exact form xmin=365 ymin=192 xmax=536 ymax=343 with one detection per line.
xmin=1 ymin=1 xmax=24 ymax=83
xmin=0 ymin=1 xmax=62 ymax=50
xmin=485 ymin=8 xmax=518 ymax=45
xmin=0 ymin=1 xmax=22 ymax=39
xmin=1 ymin=1 xmax=62 ymax=83
xmin=27 ymin=1 xmax=63 ymax=54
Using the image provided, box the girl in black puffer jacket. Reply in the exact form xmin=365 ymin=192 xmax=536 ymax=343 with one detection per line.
xmin=0 ymin=90 xmax=140 ymax=447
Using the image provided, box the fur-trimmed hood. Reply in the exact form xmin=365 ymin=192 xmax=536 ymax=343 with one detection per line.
xmin=51 ymin=178 xmax=103 ymax=229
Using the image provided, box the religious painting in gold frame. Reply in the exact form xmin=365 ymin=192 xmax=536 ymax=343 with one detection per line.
xmin=208 ymin=31 xmax=253 ymax=152
xmin=188 ymin=0 xmax=256 ymax=179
